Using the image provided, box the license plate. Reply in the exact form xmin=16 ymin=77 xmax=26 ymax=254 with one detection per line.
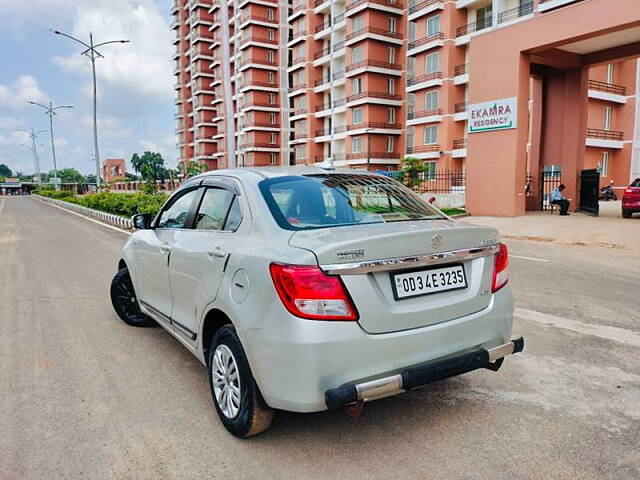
xmin=391 ymin=264 xmax=467 ymax=300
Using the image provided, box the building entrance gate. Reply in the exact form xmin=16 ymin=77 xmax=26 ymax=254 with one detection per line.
xmin=579 ymin=169 xmax=600 ymax=216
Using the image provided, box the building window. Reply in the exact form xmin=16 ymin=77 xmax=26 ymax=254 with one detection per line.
xmin=296 ymin=70 xmax=304 ymax=84
xmin=476 ymin=4 xmax=492 ymax=29
xmin=424 ymin=161 xmax=436 ymax=180
xmin=298 ymin=145 xmax=306 ymax=159
xmin=352 ymin=77 xmax=362 ymax=95
xmin=267 ymin=71 xmax=275 ymax=83
xmin=424 ymin=125 xmax=438 ymax=144
xmin=407 ymin=56 xmax=416 ymax=76
xmin=268 ymin=28 xmax=275 ymax=40
xmin=269 ymin=153 xmax=277 ymax=165
xmin=268 ymin=50 xmax=274 ymax=62
xmin=352 ymin=136 xmax=362 ymax=153
xmin=387 ymin=107 xmax=395 ymax=123
xmin=604 ymin=106 xmax=612 ymax=131
xmin=425 ymin=90 xmax=439 ymax=110
xmin=601 ymin=152 xmax=609 ymax=177
xmin=299 ymin=119 xmax=307 ymax=134
xmin=269 ymin=112 xmax=276 ymax=124
xmin=353 ymin=16 xmax=363 ymax=32
xmin=388 ymin=47 xmax=396 ymax=64
xmin=606 ymin=63 xmax=614 ymax=84
xmin=352 ymin=107 xmax=363 ymax=124
xmin=246 ymin=152 xmax=253 ymax=165
xmin=267 ymin=8 xmax=274 ymax=20
xmin=408 ymin=21 xmax=417 ymax=42
xmin=388 ymin=16 xmax=396 ymax=33
xmin=386 ymin=136 xmax=394 ymax=152
xmin=270 ymin=132 xmax=276 ymax=144
xmin=387 ymin=77 xmax=395 ymax=94
xmin=352 ymin=46 xmax=362 ymax=63
xmin=268 ymin=92 xmax=276 ymax=104
xmin=426 ymin=53 xmax=440 ymax=74
xmin=299 ymin=96 xmax=307 ymax=109
xmin=427 ymin=15 xmax=440 ymax=36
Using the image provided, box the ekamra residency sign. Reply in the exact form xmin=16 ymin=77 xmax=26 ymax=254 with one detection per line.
xmin=468 ymin=97 xmax=517 ymax=134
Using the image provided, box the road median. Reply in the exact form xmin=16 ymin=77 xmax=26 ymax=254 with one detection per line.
xmin=33 ymin=194 xmax=133 ymax=230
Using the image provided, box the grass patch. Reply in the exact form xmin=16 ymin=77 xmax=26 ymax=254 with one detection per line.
xmin=440 ymin=207 xmax=466 ymax=216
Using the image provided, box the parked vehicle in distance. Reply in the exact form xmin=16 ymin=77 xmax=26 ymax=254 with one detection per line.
xmin=622 ymin=178 xmax=640 ymax=218
xmin=110 ymin=167 xmax=523 ymax=437
xmin=599 ymin=181 xmax=617 ymax=201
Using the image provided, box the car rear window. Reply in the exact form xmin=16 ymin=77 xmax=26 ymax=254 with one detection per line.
xmin=259 ymin=174 xmax=445 ymax=230
xmin=631 ymin=179 xmax=640 ymax=188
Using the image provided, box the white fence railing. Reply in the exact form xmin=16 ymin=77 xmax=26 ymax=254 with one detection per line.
xmin=34 ymin=195 xmax=133 ymax=230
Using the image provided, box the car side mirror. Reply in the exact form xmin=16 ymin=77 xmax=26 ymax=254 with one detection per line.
xmin=132 ymin=213 xmax=152 ymax=230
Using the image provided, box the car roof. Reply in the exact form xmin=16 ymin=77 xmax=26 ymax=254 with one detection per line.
xmin=190 ymin=165 xmax=374 ymax=181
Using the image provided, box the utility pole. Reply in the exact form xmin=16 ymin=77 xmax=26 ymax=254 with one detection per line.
xmin=18 ymin=129 xmax=47 ymax=184
xmin=28 ymin=100 xmax=73 ymax=190
xmin=51 ymin=29 xmax=129 ymax=188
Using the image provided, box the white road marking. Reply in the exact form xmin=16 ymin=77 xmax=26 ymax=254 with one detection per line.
xmin=510 ymin=254 xmax=549 ymax=263
xmin=515 ymin=307 xmax=640 ymax=348
xmin=35 ymin=198 xmax=131 ymax=236
xmin=0 ymin=197 xmax=5 ymax=216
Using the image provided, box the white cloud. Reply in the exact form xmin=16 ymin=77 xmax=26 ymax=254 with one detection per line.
xmin=51 ymin=0 xmax=174 ymax=100
xmin=0 ymin=75 xmax=49 ymax=109
xmin=0 ymin=115 xmax=24 ymax=129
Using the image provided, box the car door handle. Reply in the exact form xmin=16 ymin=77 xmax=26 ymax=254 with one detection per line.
xmin=207 ymin=248 xmax=227 ymax=258
xmin=159 ymin=245 xmax=171 ymax=253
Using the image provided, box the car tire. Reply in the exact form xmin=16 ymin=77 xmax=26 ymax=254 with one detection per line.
xmin=622 ymin=209 xmax=632 ymax=219
xmin=207 ymin=325 xmax=274 ymax=438
xmin=110 ymin=267 xmax=156 ymax=327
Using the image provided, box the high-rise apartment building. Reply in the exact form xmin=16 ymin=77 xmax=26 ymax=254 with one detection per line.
xmin=172 ymin=0 xmax=639 ymax=214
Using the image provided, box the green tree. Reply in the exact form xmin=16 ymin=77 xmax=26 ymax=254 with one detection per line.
xmin=130 ymin=151 xmax=167 ymax=184
xmin=48 ymin=168 xmax=85 ymax=184
xmin=178 ymin=160 xmax=204 ymax=178
xmin=399 ymin=157 xmax=429 ymax=188
xmin=0 ymin=164 xmax=13 ymax=177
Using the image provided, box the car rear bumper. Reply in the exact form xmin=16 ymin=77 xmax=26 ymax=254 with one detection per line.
xmin=325 ymin=337 xmax=524 ymax=409
xmin=241 ymin=287 xmax=515 ymax=413
xmin=622 ymin=198 xmax=640 ymax=210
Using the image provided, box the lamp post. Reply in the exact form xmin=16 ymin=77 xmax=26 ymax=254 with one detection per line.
xmin=28 ymin=101 xmax=73 ymax=190
xmin=51 ymin=29 xmax=129 ymax=188
xmin=17 ymin=129 xmax=47 ymax=184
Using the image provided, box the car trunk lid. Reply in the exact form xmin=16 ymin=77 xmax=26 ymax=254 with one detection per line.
xmin=289 ymin=220 xmax=500 ymax=334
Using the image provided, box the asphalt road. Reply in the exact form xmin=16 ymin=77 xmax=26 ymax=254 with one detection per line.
xmin=1 ymin=196 xmax=638 ymax=480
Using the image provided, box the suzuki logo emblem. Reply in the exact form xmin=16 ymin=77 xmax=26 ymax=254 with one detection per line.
xmin=431 ymin=233 xmax=443 ymax=249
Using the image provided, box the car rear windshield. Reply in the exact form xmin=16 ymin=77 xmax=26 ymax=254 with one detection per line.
xmin=259 ymin=173 xmax=445 ymax=230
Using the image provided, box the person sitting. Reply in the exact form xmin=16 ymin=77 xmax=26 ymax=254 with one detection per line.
xmin=550 ymin=184 xmax=570 ymax=216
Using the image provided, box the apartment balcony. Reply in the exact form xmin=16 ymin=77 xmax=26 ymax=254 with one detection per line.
xmin=346 ymin=27 xmax=404 ymax=46
xmin=407 ymin=32 xmax=444 ymax=55
xmin=315 ymin=98 xmax=347 ymax=113
xmin=498 ymin=2 xmax=533 ymax=24
xmin=288 ymin=83 xmax=307 ymax=96
xmin=314 ymin=46 xmax=331 ymax=60
xmin=538 ymin=0 xmax=586 ymax=13
xmin=406 ymin=144 xmax=440 ymax=159
xmin=315 ymin=126 xmax=348 ymax=137
xmin=454 ymin=102 xmax=468 ymax=121
xmin=407 ymin=108 xmax=442 ymax=126
xmin=456 ymin=17 xmax=492 ymax=37
xmin=289 ymin=2 xmax=307 ymax=20
xmin=315 ymin=154 xmax=347 ymax=163
xmin=291 ymin=108 xmax=309 ymax=120
xmin=347 ymin=122 xmax=402 ymax=133
xmin=346 ymin=59 xmax=402 ymax=76
xmin=586 ymin=128 xmax=624 ymax=149
xmin=346 ymin=91 xmax=402 ymax=106
xmin=239 ymin=80 xmax=279 ymax=92
xmin=408 ymin=0 xmax=443 ymax=20
xmin=314 ymin=14 xmax=346 ymax=38
xmin=406 ymin=72 xmax=443 ymax=91
xmin=452 ymin=138 xmax=467 ymax=158
xmin=240 ymin=121 xmax=281 ymax=130
xmin=238 ymin=142 xmax=280 ymax=151
xmin=288 ymin=30 xmax=308 ymax=47
xmin=239 ymin=58 xmax=278 ymax=70
xmin=454 ymin=63 xmax=469 ymax=84
xmin=239 ymin=12 xmax=278 ymax=26
xmin=588 ymin=80 xmax=628 ymax=104
xmin=314 ymin=70 xmax=345 ymax=90
xmin=239 ymin=35 xmax=279 ymax=49
xmin=345 ymin=0 xmax=404 ymax=17
xmin=345 ymin=152 xmax=401 ymax=161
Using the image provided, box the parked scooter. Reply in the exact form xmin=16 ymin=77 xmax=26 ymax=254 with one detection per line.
xmin=599 ymin=181 xmax=618 ymax=201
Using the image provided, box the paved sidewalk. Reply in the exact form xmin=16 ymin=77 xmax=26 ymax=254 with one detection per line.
xmin=463 ymin=201 xmax=640 ymax=253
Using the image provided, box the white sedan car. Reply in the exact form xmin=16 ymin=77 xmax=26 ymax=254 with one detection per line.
xmin=110 ymin=166 xmax=523 ymax=437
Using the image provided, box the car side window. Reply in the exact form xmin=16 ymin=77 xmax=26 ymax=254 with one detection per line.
xmin=157 ymin=189 xmax=199 ymax=229
xmin=194 ymin=188 xmax=235 ymax=230
xmin=223 ymin=196 xmax=242 ymax=231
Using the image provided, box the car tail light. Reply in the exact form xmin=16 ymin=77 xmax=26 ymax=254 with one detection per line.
xmin=492 ymin=243 xmax=509 ymax=293
xmin=269 ymin=264 xmax=358 ymax=321
xmin=625 ymin=188 xmax=633 ymax=194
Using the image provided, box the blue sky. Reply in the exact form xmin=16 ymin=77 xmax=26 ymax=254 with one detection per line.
xmin=0 ymin=0 xmax=176 ymax=176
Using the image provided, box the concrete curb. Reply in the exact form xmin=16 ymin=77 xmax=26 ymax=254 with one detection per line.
xmin=33 ymin=195 xmax=133 ymax=230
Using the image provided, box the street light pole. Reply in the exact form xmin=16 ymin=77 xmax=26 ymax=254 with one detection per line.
xmin=17 ymin=129 xmax=47 ymax=184
xmin=28 ymin=100 xmax=73 ymax=190
xmin=51 ymin=29 xmax=129 ymax=189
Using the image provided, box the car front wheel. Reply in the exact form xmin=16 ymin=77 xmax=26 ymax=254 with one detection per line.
xmin=110 ymin=267 xmax=156 ymax=327
xmin=207 ymin=325 xmax=273 ymax=437
xmin=622 ymin=209 xmax=633 ymax=219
